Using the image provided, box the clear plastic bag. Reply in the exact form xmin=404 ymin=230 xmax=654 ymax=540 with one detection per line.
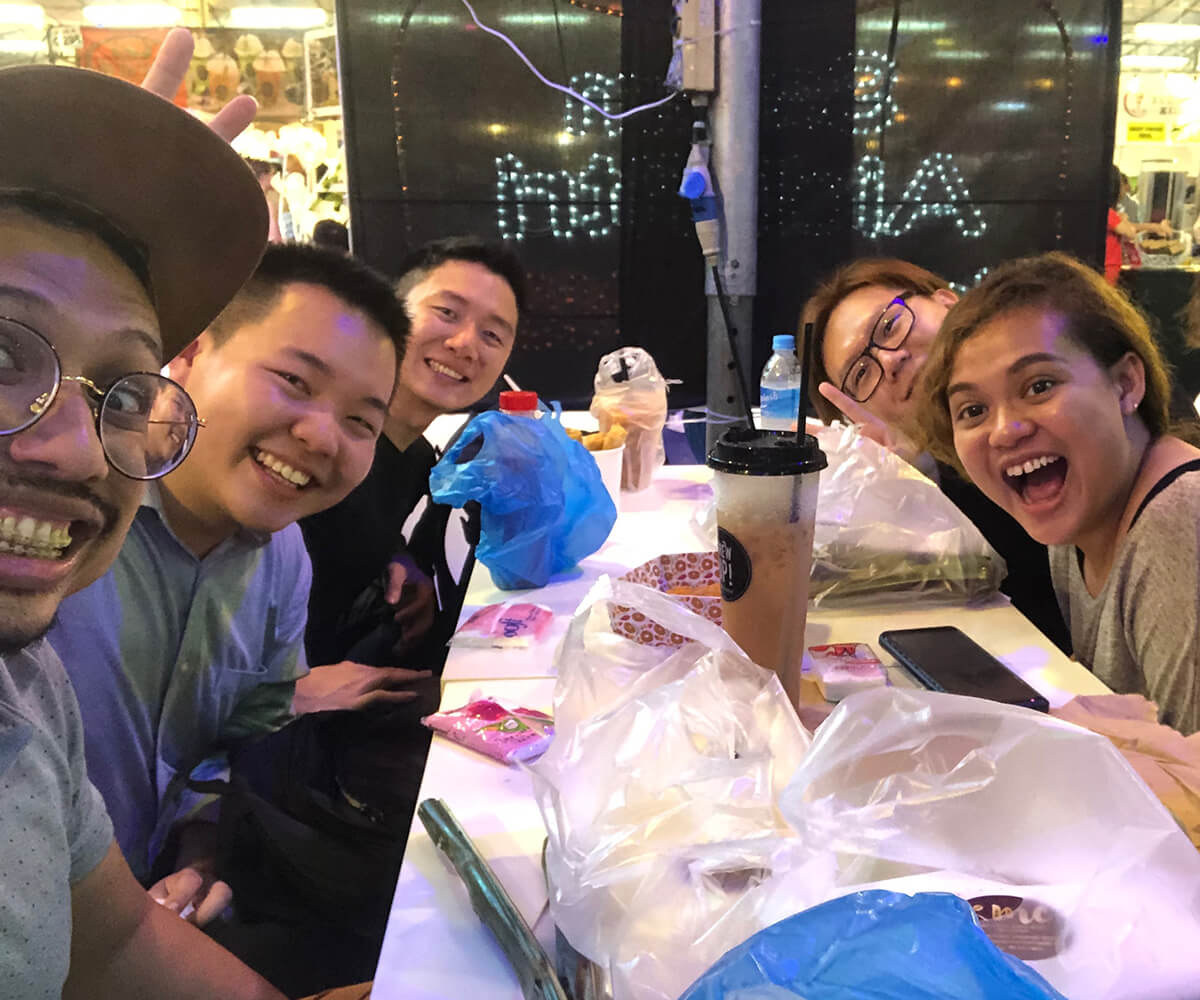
xmin=778 ymin=687 xmax=1200 ymax=1000
xmin=527 ymin=577 xmax=821 ymax=1000
xmin=529 ymin=580 xmax=1200 ymax=1000
xmin=689 ymin=423 xmax=1006 ymax=606
xmin=808 ymin=423 xmax=1004 ymax=606
xmin=428 ymin=407 xmax=616 ymax=590
xmin=590 ymin=348 xmax=668 ymax=492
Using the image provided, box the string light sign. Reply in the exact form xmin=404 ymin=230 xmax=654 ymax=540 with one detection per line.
xmin=853 ymin=49 xmax=987 ymax=240
xmin=564 ymin=70 xmax=621 ymax=140
xmin=950 ymin=266 xmax=991 ymax=295
xmin=853 ymin=49 xmax=896 ymax=136
xmin=495 ymin=71 xmax=621 ymax=240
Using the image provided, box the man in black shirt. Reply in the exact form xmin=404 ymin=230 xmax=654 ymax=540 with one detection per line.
xmin=298 ymin=236 xmax=527 ymax=699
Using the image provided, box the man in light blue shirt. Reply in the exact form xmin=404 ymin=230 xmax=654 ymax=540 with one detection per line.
xmin=51 ymin=242 xmax=411 ymax=923
xmin=50 ymin=484 xmax=310 ymax=882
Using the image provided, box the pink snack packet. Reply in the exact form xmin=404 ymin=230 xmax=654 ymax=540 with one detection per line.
xmin=808 ymin=642 xmax=888 ymax=702
xmin=452 ymin=602 xmax=555 ymax=648
xmin=422 ymin=699 xmax=555 ymax=764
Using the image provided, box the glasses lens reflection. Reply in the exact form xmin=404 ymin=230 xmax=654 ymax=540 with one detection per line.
xmin=876 ymin=300 xmax=914 ymax=350
xmin=0 ymin=319 xmax=197 ymax=480
xmin=0 ymin=318 xmax=60 ymax=434
xmin=100 ymin=374 xmax=197 ymax=480
xmin=845 ymin=355 xmax=882 ymax=402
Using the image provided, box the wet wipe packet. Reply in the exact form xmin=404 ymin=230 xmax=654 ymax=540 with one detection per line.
xmin=451 ymin=602 xmax=554 ymax=648
xmin=422 ymin=698 xmax=554 ymax=765
xmin=808 ymin=642 xmax=888 ymax=701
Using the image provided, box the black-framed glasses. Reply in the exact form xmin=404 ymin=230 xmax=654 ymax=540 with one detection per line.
xmin=838 ymin=292 xmax=917 ymax=403
xmin=0 ymin=316 xmax=201 ymax=480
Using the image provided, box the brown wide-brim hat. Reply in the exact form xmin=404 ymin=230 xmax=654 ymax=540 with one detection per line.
xmin=0 ymin=64 xmax=267 ymax=360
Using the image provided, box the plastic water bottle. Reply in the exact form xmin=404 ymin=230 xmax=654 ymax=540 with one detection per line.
xmin=760 ymin=334 xmax=801 ymax=431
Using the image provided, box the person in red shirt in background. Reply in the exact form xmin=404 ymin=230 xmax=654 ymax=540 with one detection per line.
xmin=1106 ymin=166 xmax=1170 ymax=284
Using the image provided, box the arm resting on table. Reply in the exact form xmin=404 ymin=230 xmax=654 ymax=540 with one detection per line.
xmin=65 ymin=841 xmax=283 ymax=1000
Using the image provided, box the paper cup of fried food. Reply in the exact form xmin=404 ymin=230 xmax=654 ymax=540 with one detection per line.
xmin=565 ymin=424 xmax=627 ymax=513
xmin=610 ymin=552 xmax=722 ymax=647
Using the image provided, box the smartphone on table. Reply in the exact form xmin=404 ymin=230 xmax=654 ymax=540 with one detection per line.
xmin=878 ymin=626 xmax=1050 ymax=713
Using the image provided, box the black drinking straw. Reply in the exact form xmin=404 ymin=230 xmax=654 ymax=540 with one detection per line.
xmin=796 ymin=321 xmax=814 ymax=440
xmin=710 ymin=264 xmax=757 ymax=430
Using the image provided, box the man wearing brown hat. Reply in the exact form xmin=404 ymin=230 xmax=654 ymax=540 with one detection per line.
xmin=0 ymin=55 xmax=283 ymax=997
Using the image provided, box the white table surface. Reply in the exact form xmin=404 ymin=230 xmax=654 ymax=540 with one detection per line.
xmin=371 ymin=464 xmax=1109 ymax=999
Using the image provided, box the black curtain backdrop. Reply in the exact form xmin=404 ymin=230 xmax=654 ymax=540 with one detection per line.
xmin=337 ymin=0 xmax=1119 ymax=409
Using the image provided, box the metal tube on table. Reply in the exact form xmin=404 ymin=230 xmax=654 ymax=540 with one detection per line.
xmin=705 ymin=0 xmax=762 ymax=450
xmin=418 ymin=798 xmax=568 ymax=1000
xmin=554 ymin=925 xmax=613 ymax=1000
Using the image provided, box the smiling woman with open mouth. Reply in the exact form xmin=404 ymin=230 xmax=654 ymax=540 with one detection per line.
xmin=920 ymin=251 xmax=1200 ymax=736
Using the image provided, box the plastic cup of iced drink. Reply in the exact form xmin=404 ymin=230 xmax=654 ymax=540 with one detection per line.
xmin=707 ymin=427 xmax=827 ymax=707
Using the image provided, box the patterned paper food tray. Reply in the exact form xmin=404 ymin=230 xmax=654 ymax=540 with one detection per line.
xmin=613 ymin=551 xmax=722 ymax=648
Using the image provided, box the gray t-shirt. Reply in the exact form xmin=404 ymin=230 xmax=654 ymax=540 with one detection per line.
xmin=0 ymin=638 xmax=114 ymax=997
xmin=1049 ymin=462 xmax=1200 ymax=735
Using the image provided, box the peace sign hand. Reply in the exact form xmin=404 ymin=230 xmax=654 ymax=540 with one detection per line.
xmin=817 ymin=381 xmax=922 ymax=467
xmin=141 ymin=28 xmax=257 ymax=143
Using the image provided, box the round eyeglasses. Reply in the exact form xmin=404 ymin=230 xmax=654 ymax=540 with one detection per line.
xmin=838 ymin=292 xmax=917 ymax=404
xmin=0 ymin=316 xmax=201 ymax=480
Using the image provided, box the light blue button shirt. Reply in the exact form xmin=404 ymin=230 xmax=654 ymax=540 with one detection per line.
xmin=50 ymin=484 xmax=311 ymax=880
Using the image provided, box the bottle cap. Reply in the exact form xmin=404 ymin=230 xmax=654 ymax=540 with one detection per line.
xmin=772 ymin=334 xmax=796 ymax=352
xmin=498 ymin=390 xmax=538 ymax=413
xmin=680 ymin=169 xmax=709 ymax=200
xmin=707 ymin=427 xmax=828 ymax=477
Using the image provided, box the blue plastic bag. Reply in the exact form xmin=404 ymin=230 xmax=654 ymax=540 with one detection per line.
xmin=678 ymin=890 xmax=1066 ymax=1000
xmin=429 ymin=408 xmax=617 ymax=590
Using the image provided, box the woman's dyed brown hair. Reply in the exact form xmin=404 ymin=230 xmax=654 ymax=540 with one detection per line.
xmin=919 ymin=252 xmax=1172 ymax=475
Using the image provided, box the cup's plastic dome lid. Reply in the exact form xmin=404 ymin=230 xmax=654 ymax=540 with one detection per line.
xmin=707 ymin=427 xmax=827 ymax=476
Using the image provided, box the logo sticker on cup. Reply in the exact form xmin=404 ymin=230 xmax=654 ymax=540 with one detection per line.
xmin=718 ymin=527 xmax=752 ymax=602
xmin=967 ymin=895 xmax=1062 ymax=960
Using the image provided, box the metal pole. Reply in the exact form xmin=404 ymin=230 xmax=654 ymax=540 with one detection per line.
xmin=706 ymin=0 xmax=761 ymax=452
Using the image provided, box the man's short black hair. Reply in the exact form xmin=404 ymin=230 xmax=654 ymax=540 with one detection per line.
xmin=0 ymin=189 xmax=154 ymax=304
xmin=312 ymin=219 xmax=350 ymax=253
xmin=394 ymin=236 xmax=528 ymax=316
xmin=207 ymin=242 xmax=409 ymax=364
xmin=1110 ymin=164 xmax=1124 ymax=210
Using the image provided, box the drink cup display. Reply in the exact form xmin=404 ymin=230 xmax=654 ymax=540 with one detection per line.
xmin=707 ymin=428 xmax=827 ymax=707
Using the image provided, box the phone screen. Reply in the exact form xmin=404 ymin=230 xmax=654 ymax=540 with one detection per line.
xmin=878 ymin=626 xmax=1050 ymax=713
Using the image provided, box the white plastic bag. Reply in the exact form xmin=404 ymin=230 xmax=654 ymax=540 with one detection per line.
xmin=531 ymin=583 xmax=1200 ymax=1000
xmin=692 ymin=423 xmax=1006 ymax=606
xmin=807 ymin=422 xmax=1005 ymax=605
xmin=528 ymin=577 xmax=820 ymax=1000
xmin=778 ymin=687 xmax=1200 ymax=999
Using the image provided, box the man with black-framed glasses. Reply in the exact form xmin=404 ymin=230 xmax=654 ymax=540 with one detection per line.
xmin=802 ymin=258 xmax=1071 ymax=655
xmin=808 ymin=273 xmax=959 ymax=457
xmin=836 ymin=291 xmax=917 ymax=407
